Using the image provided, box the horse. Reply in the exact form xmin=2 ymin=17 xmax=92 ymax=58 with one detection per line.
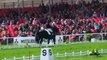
xmin=35 ymin=25 xmax=59 ymax=46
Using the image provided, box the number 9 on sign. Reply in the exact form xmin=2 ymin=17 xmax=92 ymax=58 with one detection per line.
xmin=42 ymin=49 xmax=47 ymax=56
xmin=42 ymin=49 xmax=52 ymax=56
xmin=49 ymin=49 xmax=52 ymax=56
xmin=40 ymin=48 xmax=54 ymax=60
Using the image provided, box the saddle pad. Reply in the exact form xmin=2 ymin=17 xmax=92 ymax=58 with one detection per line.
xmin=45 ymin=29 xmax=53 ymax=35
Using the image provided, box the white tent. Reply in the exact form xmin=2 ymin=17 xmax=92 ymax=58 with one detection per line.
xmin=0 ymin=0 xmax=106 ymax=3
xmin=0 ymin=0 xmax=106 ymax=8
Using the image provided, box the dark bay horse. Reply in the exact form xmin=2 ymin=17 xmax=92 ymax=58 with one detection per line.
xmin=35 ymin=26 xmax=59 ymax=45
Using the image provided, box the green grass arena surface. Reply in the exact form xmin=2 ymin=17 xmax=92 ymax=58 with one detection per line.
xmin=0 ymin=42 xmax=107 ymax=60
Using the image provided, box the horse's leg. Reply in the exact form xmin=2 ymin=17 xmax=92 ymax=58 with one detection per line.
xmin=40 ymin=38 xmax=43 ymax=44
xmin=48 ymin=39 xmax=50 ymax=44
xmin=39 ymin=38 xmax=43 ymax=47
xmin=53 ymin=35 xmax=56 ymax=45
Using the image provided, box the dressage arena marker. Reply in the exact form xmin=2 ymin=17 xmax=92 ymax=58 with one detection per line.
xmin=40 ymin=48 xmax=54 ymax=60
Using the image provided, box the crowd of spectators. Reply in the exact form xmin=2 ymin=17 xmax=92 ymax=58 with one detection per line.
xmin=0 ymin=0 xmax=107 ymax=38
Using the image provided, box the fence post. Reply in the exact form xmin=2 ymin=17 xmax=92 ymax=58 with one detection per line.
xmin=80 ymin=51 xmax=82 ymax=56
xmin=0 ymin=42 xmax=1 ymax=50
xmin=32 ymin=55 xmax=34 ymax=60
xmin=87 ymin=50 xmax=90 ymax=55
xmin=69 ymin=35 xmax=71 ymax=44
xmin=101 ymin=49 xmax=103 ymax=53
xmin=79 ymin=36 xmax=81 ymax=42
xmin=23 ymin=56 xmax=25 ymax=60
xmin=65 ymin=52 xmax=67 ymax=57
xmin=57 ymin=53 xmax=59 ymax=57
xmin=72 ymin=51 xmax=74 ymax=56
xmin=4 ymin=58 xmax=6 ymax=60
xmin=6 ymin=38 xmax=8 ymax=46
xmin=101 ymin=33 xmax=104 ymax=41
xmin=14 ymin=57 xmax=16 ymax=60
xmin=84 ymin=34 xmax=87 ymax=41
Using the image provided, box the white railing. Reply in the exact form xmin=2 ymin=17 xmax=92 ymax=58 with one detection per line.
xmin=55 ymin=33 xmax=107 ymax=44
xmin=4 ymin=55 xmax=40 ymax=60
xmin=0 ymin=33 xmax=107 ymax=47
xmin=3 ymin=49 xmax=107 ymax=60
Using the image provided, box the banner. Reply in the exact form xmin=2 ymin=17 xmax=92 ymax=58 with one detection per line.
xmin=55 ymin=35 xmax=64 ymax=44
xmin=14 ymin=37 xmax=36 ymax=45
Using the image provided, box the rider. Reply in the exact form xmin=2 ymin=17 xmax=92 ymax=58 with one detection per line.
xmin=46 ymin=18 xmax=52 ymax=28
xmin=45 ymin=18 xmax=53 ymax=35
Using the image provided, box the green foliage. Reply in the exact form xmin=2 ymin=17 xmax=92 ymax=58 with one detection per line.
xmin=0 ymin=42 xmax=1 ymax=49
xmin=0 ymin=42 xmax=1 ymax=46
xmin=89 ymin=48 xmax=99 ymax=54
xmin=24 ymin=43 xmax=31 ymax=48
xmin=65 ymin=39 xmax=69 ymax=44
xmin=86 ymin=34 xmax=93 ymax=41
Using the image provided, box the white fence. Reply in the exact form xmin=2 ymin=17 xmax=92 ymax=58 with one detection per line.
xmin=3 ymin=49 xmax=107 ymax=60
xmin=0 ymin=33 xmax=107 ymax=46
xmin=4 ymin=55 xmax=40 ymax=60
xmin=56 ymin=33 xmax=107 ymax=44
xmin=1 ymin=33 xmax=107 ymax=60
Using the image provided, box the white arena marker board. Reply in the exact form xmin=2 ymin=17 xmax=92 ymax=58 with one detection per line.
xmin=40 ymin=48 xmax=54 ymax=60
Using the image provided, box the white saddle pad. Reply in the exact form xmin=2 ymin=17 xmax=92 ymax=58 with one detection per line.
xmin=45 ymin=29 xmax=53 ymax=35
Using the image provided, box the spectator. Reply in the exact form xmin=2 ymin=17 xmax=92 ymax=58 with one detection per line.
xmin=0 ymin=0 xmax=106 ymax=37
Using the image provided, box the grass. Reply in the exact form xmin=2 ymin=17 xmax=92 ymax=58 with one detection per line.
xmin=0 ymin=42 xmax=107 ymax=60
